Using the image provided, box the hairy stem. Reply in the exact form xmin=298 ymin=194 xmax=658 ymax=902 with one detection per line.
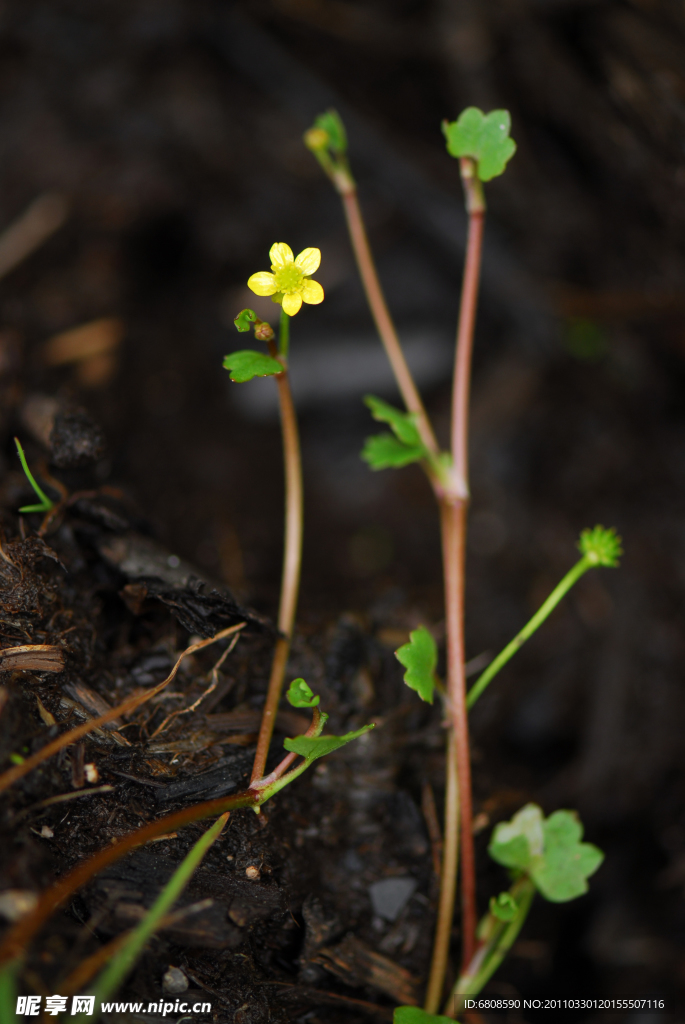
xmin=424 ymin=729 xmax=459 ymax=1013
xmin=467 ymin=555 xmax=593 ymax=709
xmin=339 ymin=187 xmax=440 ymax=460
xmin=251 ymin=312 xmax=303 ymax=784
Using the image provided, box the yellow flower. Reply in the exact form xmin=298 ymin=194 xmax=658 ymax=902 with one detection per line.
xmin=248 ymin=242 xmax=324 ymax=317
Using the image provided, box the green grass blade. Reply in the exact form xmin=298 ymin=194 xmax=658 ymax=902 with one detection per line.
xmin=14 ymin=438 xmax=54 ymax=512
xmin=74 ymin=813 xmax=228 ymax=1022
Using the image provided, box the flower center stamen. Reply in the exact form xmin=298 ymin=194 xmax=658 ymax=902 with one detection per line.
xmin=273 ymin=264 xmax=304 ymax=292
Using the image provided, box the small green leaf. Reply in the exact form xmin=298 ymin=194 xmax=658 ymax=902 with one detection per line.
xmin=314 ymin=109 xmax=347 ymax=154
xmin=489 ymin=804 xmax=604 ymax=904
xmin=488 ymin=803 xmax=544 ymax=871
xmin=286 ymin=678 xmax=320 ymax=708
xmin=223 ymin=350 xmax=283 ymax=383
xmin=443 ymin=107 xmax=516 ymax=181
xmin=234 ymin=308 xmax=258 ymax=333
xmin=489 ymin=891 xmax=519 ymax=922
xmin=364 ymin=395 xmax=422 ymax=446
xmin=361 ymin=434 xmax=426 ymax=470
xmin=14 ymin=438 xmax=54 ymax=514
xmin=578 ymin=525 xmax=622 ymax=568
xmin=395 ymin=626 xmax=437 ymax=704
xmin=283 ymin=724 xmax=374 ymax=763
xmin=394 ymin=1007 xmax=453 ymax=1024
xmin=531 ymin=810 xmax=604 ymax=903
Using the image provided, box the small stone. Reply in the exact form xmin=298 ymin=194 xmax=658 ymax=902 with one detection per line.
xmin=369 ymin=877 xmax=417 ymax=922
xmin=84 ymin=763 xmax=99 ymax=784
xmin=245 ymin=865 xmax=260 ymax=880
xmin=0 ymin=890 xmax=38 ymax=922
xmin=40 ymin=825 xmax=54 ymax=838
xmin=162 ymin=966 xmax=188 ymax=995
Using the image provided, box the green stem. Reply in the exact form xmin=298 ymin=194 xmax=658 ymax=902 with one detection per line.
xmin=14 ymin=438 xmax=54 ymax=512
xmin=279 ymin=307 xmax=290 ymax=357
xmin=467 ymin=555 xmax=593 ymax=709
xmin=73 ymin=814 xmax=229 ymax=1023
xmin=447 ymin=877 xmax=535 ymax=1018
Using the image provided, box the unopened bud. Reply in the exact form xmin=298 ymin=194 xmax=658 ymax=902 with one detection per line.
xmin=304 ymin=127 xmax=329 ymax=151
xmin=254 ymin=321 xmax=275 ymax=342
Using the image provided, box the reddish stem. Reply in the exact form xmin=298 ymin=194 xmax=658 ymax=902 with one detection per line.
xmin=250 ymin=364 xmax=303 ymax=784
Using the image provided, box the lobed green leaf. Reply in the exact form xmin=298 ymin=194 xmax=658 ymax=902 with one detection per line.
xmin=395 ymin=626 xmax=437 ymax=704
xmin=364 ymin=395 xmax=423 ymax=446
xmin=286 ymin=678 xmax=320 ymax=708
xmin=488 ymin=803 xmax=604 ymax=904
xmin=234 ymin=308 xmax=258 ymax=333
xmin=361 ymin=433 xmax=426 ymax=470
xmin=443 ymin=107 xmax=516 ymax=181
xmin=223 ymin=350 xmax=283 ymax=383
xmin=532 ymin=811 xmax=604 ymax=903
xmin=283 ymin=724 xmax=374 ymax=763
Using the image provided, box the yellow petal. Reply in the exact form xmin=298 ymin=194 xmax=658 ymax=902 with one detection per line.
xmin=248 ymin=271 xmax=278 ymax=296
xmin=269 ymin=242 xmax=294 ymax=269
xmin=295 ymin=247 xmax=321 ymax=276
xmin=300 ymin=278 xmax=324 ymax=305
xmin=282 ymin=292 xmax=303 ymax=316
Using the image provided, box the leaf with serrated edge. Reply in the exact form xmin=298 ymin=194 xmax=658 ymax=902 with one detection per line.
xmin=488 ymin=803 xmax=544 ymax=871
xmin=394 ymin=1007 xmax=453 ymax=1024
xmin=283 ymin=724 xmax=374 ymax=763
xmin=395 ymin=626 xmax=437 ymax=703
xmin=286 ymin=678 xmax=320 ymax=708
xmin=443 ymin=107 xmax=516 ymax=181
xmin=223 ymin=350 xmax=283 ymax=383
xmin=531 ymin=810 xmax=604 ymax=903
xmin=364 ymin=395 xmax=423 ymax=446
xmin=361 ymin=434 xmax=426 ymax=470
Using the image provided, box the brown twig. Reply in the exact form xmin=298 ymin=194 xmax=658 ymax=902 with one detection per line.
xmin=149 ymin=631 xmax=240 ymax=739
xmin=0 ymin=623 xmax=245 ymax=795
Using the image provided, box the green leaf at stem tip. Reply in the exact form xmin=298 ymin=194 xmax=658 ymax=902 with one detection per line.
xmin=314 ymin=109 xmax=347 ymax=154
xmin=283 ymin=724 xmax=374 ymax=763
xmin=489 ymin=891 xmax=519 ymax=922
xmin=233 ymin=308 xmax=257 ymax=332
xmin=223 ymin=350 xmax=283 ymax=383
xmin=443 ymin=107 xmax=516 ymax=181
xmin=394 ymin=1007 xmax=453 ymax=1024
xmin=578 ymin=525 xmax=622 ymax=568
xmin=364 ymin=395 xmax=422 ymax=446
xmin=534 ymin=810 xmax=604 ymax=902
xmin=286 ymin=678 xmax=320 ymax=708
xmin=361 ymin=434 xmax=426 ymax=470
xmin=488 ymin=803 xmax=604 ymax=903
xmin=395 ymin=626 xmax=437 ymax=703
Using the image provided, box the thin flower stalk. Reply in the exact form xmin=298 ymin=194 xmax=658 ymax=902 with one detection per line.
xmin=250 ymin=307 xmax=304 ymax=784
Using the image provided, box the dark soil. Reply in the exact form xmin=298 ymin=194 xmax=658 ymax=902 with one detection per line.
xmin=0 ymin=2 xmax=684 ymax=1022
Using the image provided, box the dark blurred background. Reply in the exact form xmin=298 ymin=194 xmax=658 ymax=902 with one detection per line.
xmin=1 ymin=0 xmax=685 ymax=1011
